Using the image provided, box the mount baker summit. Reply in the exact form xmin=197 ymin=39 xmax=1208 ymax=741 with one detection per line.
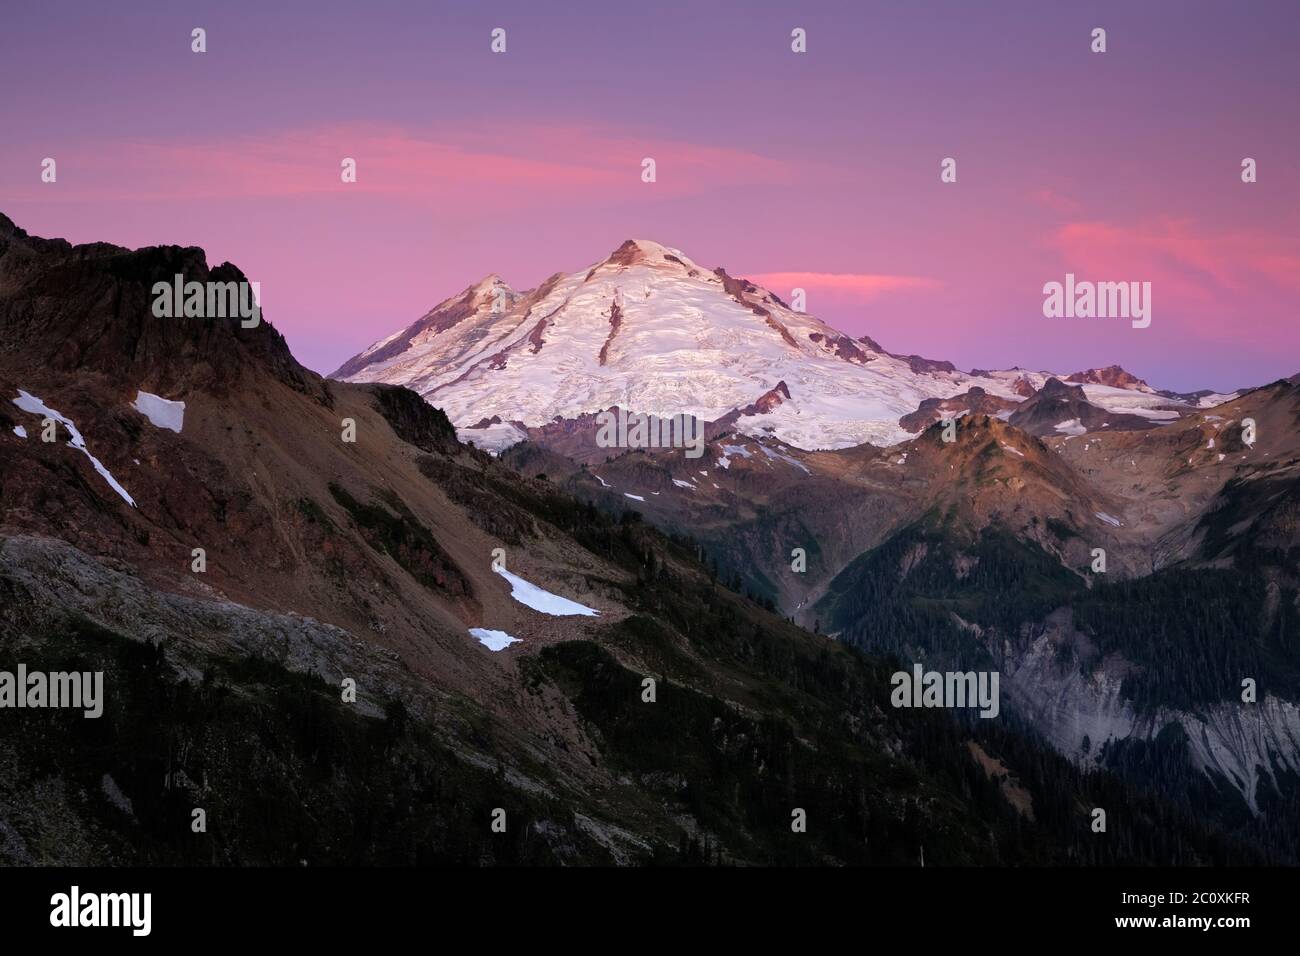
xmin=332 ymin=238 xmax=1236 ymax=452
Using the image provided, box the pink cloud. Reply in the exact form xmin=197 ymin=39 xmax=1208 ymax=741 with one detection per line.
xmin=1048 ymin=217 xmax=1300 ymax=341
xmin=3 ymin=123 xmax=792 ymax=208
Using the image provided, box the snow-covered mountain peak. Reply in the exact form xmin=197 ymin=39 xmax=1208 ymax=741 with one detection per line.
xmin=332 ymin=241 xmax=1218 ymax=453
xmin=603 ymin=238 xmax=691 ymax=264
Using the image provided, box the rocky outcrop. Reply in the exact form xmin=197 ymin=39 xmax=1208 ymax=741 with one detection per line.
xmin=0 ymin=213 xmax=326 ymax=404
xmin=899 ymin=386 xmax=1018 ymax=432
xmin=1008 ymin=377 xmax=1156 ymax=436
xmin=1065 ymin=365 xmax=1150 ymax=390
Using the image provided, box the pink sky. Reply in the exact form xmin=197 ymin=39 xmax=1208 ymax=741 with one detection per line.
xmin=2 ymin=0 xmax=1296 ymax=392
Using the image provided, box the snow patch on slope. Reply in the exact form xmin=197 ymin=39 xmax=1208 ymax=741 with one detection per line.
xmin=469 ymin=627 xmax=520 ymax=651
xmin=758 ymin=443 xmax=810 ymax=473
xmin=132 ymin=390 xmax=185 ymax=433
xmin=11 ymin=390 xmax=136 ymax=507
xmin=494 ymin=567 xmax=599 ymax=617
xmin=459 ymin=421 xmax=527 ymax=454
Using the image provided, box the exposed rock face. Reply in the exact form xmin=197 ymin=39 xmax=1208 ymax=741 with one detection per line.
xmin=899 ymin=385 xmax=1019 ymax=433
xmin=517 ymin=407 xmax=626 ymax=465
xmin=711 ymin=380 xmax=793 ymax=431
xmin=857 ymin=334 xmax=954 ymax=373
xmin=0 ymin=213 xmax=325 ymax=404
xmin=1002 ymin=609 xmax=1300 ymax=814
xmin=1008 ymin=377 xmax=1156 ymax=436
xmin=369 ymin=383 xmax=461 ymax=455
xmin=1012 ymin=376 xmax=1038 ymax=398
xmin=1065 ymin=365 xmax=1150 ymax=390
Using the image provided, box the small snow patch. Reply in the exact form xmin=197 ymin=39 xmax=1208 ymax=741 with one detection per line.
xmin=1055 ymin=418 xmax=1087 ymax=436
xmin=1095 ymin=512 xmax=1122 ymax=528
xmin=759 ymin=444 xmax=810 ymax=473
xmin=11 ymin=425 xmax=25 ymax=439
xmin=132 ymin=390 xmax=185 ymax=433
xmin=623 ymin=493 xmax=645 ymax=502
xmin=1000 ymin=443 xmax=1024 ymax=457
xmin=592 ymin=472 xmax=610 ymax=488
xmin=469 ymin=628 xmax=520 ymax=651
xmin=457 ymin=421 xmax=527 ymax=454
xmin=672 ymin=479 xmax=695 ymax=490
xmin=495 ymin=567 xmax=599 ymax=617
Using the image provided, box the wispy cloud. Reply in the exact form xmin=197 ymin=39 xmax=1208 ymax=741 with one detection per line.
xmin=746 ymin=271 xmax=941 ymax=302
xmin=1053 ymin=218 xmax=1300 ymax=291
xmin=1049 ymin=217 xmax=1300 ymax=340
xmin=2 ymin=122 xmax=792 ymax=208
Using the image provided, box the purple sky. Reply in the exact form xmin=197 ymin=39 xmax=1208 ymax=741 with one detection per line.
xmin=2 ymin=0 xmax=1297 ymax=392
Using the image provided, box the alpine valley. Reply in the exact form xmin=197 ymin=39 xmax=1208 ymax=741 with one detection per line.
xmin=338 ymin=237 xmax=1300 ymax=860
xmin=3 ymin=217 xmax=1297 ymax=864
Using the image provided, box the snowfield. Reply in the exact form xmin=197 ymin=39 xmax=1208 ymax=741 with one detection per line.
xmin=469 ymin=627 xmax=520 ymax=651
xmin=462 ymin=420 xmax=527 ymax=453
xmin=132 ymin=390 xmax=186 ymax=433
xmin=494 ymin=567 xmax=599 ymax=617
xmin=11 ymin=390 xmax=136 ymax=507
